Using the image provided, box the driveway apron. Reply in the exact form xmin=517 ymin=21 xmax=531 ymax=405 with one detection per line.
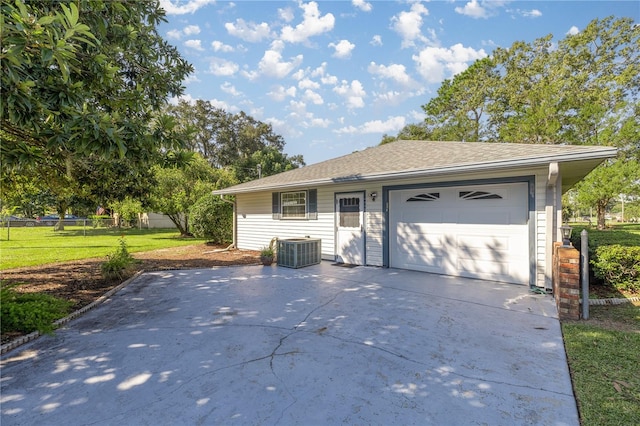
xmin=1 ymin=263 xmax=578 ymax=425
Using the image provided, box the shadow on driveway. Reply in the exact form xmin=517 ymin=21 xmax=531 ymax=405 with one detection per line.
xmin=1 ymin=263 xmax=578 ymax=425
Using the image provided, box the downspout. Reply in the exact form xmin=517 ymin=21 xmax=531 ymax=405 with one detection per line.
xmin=545 ymin=162 xmax=559 ymax=290
xmin=219 ymin=194 xmax=237 ymax=251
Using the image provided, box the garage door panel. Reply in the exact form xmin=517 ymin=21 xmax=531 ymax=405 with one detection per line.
xmin=401 ymin=210 xmax=444 ymax=223
xmin=458 ymin=210 xmax=513 ymax=225
xmin=458 ymin=259 xmax=509 ymax=276
xmin=390 ymin=182 xmax=529 ymax=284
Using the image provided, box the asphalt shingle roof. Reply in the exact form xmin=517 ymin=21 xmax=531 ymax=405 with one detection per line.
xmin=214 ymin=140 xmax=617 ymax=194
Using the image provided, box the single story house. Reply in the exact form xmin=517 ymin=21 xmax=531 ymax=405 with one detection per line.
xmin=213 ymin=140 xmax=616 ymax=289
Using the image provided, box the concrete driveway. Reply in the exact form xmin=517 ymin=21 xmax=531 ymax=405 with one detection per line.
xmin=1 ymin=263 xmax=578 ymax=425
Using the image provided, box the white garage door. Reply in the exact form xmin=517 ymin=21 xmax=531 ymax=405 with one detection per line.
xmin=389 ymin=182 xmax=529 ymax=284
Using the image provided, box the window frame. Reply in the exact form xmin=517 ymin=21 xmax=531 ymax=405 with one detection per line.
xmin=281 ymin=190 xmax=308 ymax=219
xmin=272 ymin=189 xmax=318 ymax=220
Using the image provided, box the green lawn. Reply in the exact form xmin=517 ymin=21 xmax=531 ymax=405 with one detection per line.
xmin=0 ymin=227 xmax=206 ymax=269
xmin=562 ymin=303 xmax=640 ymax=426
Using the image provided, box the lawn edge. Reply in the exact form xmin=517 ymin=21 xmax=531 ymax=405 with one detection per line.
xmin=1 ymin=270 xmax=144 ymax=355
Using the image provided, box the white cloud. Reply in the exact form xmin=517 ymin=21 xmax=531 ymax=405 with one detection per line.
xmin=321 ymin=74 xmax=338 ymax=85
xmin=267 ymin=116 xmax=303 ymax=139
xmin=220 ymin=82 xmax=242 ymax=97
xmin=566 ymin=26 xmax=580 ymax=36
xmin=299 ymin=78 xmax=320 ymax=90
xmin=166 ymin=29 xmax=182 ymax=39
xmin=211 ymin=40 xmax=234 ymax=52
xmin=292 ymin=69 xmax=306 ymax=81
xmin=159 ymin=0 xmax=216 ymax=15
xmin=372 ymin=90 xmax=405 ymax=105
xmin=281 ymin=1 xmax=335 ymax=44
xmin=455 ymin=0 xmax=489 ymax=19
xmin=208 ymin=58 xmax=239 ymax=76
xmin=258 ymin=43 xmax=304 ymax=78
xmin=225 ymin=19 xmax=273 ymax=42
xmin=368 ymin=62 xmax=413 ymax=86
xmin=209 ymin=98 xmax=238 ymax=112
xmin=335 ymin=116 xmax=406 ymax=135
xmin=296 ymin=62 xmax=338 ymax=86
xmin=352 ymin=0 xmax=372 ymax=12
xmin=309 ymin=117 xmax=331 ymax=127
xmin=370 ymin=35 xmax=382 ymax=46
xmin=303 ymin=89 xmax=324 ymax=105
xmin=390 ymin=2 xmax=430 ymax=48
xmin=278 ymin=7 xmax=295 ymax=22
xmin=288 ymin=100 xmax=309 ymax=121
xmin=413 ymin=44 xmax=487 ymax=83
xmin=167 ymin=24 xmax=201 ymax=40
xmin=184 ymin=39 xmax=204 ymax=51
xmin=409 ymin=109 xmax=426 ymax=121
xmin=333 ymin=80 xmax=366 ymax=109
xmin=522 ymin=9 xmax=542 ymax=18
xmin=268 ymin=85 xmax=297 ymax=101
xmin=329 ymin=39 xmax=355 ymax=59
xmin=183 ymin=25 xmax=201 ymax=36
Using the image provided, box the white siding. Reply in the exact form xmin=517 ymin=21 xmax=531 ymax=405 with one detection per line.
xmin=235 ymin=166 xmax=553 ymax=287
xmin=236 ymin=191 xmax=334 ymax=259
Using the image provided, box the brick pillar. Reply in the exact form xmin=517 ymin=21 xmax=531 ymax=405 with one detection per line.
xmin=553 ymin=242 xmax=580 ymax=320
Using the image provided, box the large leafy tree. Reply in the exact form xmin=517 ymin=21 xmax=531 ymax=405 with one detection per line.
xmin=166 ymin=100 xmax=295 ymax=171
xmin=1 ymin=0 xmax=192 ymax=227
xmin=148 ymin=153 xmax=237 ymax=236
xmin=423 ymin=57 xmax=499 ymax=142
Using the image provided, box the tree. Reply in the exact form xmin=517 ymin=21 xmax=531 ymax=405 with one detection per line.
xmin=574 ymin=159 xmax=640 ymax=229
xmin=413 ymin=16 xmax=638 ymax=148
xmin=233 ymin=147 xmax=305 ymax=182
xmin=0 ymin=172 xmax=55 ymax=218
xmin=148 ymin=153 xmax=237 ymax=236
xmin=1 ymin=0 xmax=192 ymax=227
xmin=189 ymin=194 xmax=233 ymax=243
xmin=423 ymin=57 xmax=499 ymax=142
xmin=110 ymin=197 xmax=143 ymax=227
xmin=166 ymin=100 xmax=295 ymax=170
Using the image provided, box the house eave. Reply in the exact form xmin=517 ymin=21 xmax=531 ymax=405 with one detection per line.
xmin=212 ymin=148 xmax=617 ymax=195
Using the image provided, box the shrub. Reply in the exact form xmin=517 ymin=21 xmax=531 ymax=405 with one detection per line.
xmin=101 ymin=237 xmax=137 ymax=280
xmin=0 ymin=285 xmax=73 ymax=334
xmin=591 ymin=245 xmax=640 ymax=293
xmin=189 ymin=194 xmax=233 ymax=244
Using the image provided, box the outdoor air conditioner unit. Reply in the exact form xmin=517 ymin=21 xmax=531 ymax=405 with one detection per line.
xmin=277 ymin=238 xmax=321 ymax=268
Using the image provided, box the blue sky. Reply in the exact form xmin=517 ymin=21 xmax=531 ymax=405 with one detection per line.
xmin=157 ymin=0 xmax=638 ymax=165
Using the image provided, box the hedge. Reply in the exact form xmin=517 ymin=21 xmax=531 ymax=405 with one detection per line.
xmin=591 ymin=245 xmax=640 ymax=293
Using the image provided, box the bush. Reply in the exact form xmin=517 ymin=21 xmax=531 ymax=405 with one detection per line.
xmin=1 ymin=285 xmax=73 ymax=334
xmin=101 ymin=237 xmax=137 ymax=280
xmin=189 ymin=194 xmax=233 ymax=244
xmin=592 ymin=245 xmax=640 ymax=293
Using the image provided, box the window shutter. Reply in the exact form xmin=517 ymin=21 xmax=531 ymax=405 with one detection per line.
xmin=308 ymin=189 xmax=318 ymax=220
xmin=272 ymin=192 xmax=280 ymax=219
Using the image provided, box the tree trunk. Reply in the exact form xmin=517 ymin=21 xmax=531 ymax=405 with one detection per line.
xmin=596 ymin=200 xmax=607 ymax=230
xmin=55 ymin=204 xmax=67 ymax=231
xmin=167 ymin=213 xmax=191 ymax=236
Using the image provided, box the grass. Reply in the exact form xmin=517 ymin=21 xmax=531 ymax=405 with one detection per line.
xmin=562 ymin=302 xmax=640 ymax=426
xmin=0 ymin=226 xmax=206 ymax=269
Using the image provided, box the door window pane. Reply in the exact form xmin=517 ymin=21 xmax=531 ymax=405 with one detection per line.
xmin=339 ymin=197 xmax=360 ymax=227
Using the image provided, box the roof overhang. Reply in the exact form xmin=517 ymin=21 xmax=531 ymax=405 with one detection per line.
xmin=213 ymin=147 xmax=617 ymax=195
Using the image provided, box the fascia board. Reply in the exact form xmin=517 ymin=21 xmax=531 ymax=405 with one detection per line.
xmin=213 ymin=148 xmax=617 ymax=195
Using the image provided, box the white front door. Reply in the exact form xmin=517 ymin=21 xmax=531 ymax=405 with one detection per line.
xmin=335 ymin=192 xmax=365 ymax=264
